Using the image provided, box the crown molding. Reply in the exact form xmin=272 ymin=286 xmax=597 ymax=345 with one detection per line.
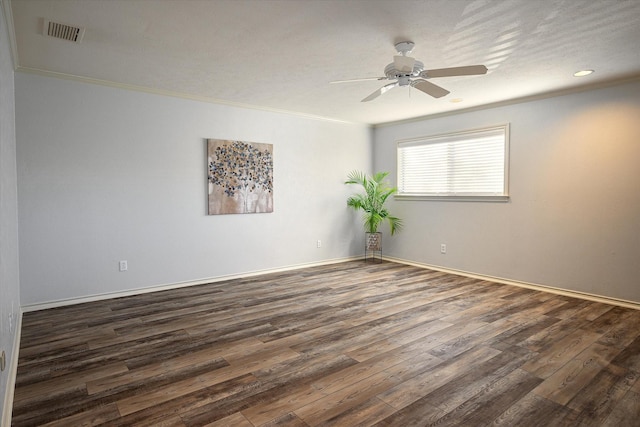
xmin=15 ymin=66 xmax=366 ymax=126
xmin=373 ymin=73 xmax=640 ymax=128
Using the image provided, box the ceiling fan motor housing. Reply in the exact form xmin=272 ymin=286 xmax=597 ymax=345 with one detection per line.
xmin=384 ymin=60 xmax=424 ymax=86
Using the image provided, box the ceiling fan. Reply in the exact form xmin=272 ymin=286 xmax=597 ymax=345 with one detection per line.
xmin=332 ymin=41 xmax=488 ymax=102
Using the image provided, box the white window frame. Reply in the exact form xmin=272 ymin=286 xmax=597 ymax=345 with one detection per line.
xmin=396 ymin=124 xmax=510 ymax=202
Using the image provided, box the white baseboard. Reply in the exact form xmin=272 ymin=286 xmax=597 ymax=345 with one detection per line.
xmin=384 ymin=255 xmax=640 ymax=310
xmin=2 ymin=309 xmax=22 ymax=427
xmin=21 ymin=256 xmax=363 ymax=312
xmin=21 ymin=254 xmax=640 ymax=313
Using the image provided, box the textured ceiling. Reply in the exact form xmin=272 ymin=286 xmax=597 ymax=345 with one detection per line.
xmin=7 ymin=0 xmax=640 ymax=124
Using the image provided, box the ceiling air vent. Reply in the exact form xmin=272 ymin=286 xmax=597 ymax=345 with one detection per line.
xmin=43 ymin=19 xmax=85 ymax=43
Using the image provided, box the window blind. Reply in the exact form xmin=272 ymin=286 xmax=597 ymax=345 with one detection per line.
xmin=397 ymin=125 xmax=508 ymax=198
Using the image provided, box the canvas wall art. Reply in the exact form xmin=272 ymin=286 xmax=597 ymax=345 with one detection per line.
xmin=207 ymin=139 xmax=273 ymax=215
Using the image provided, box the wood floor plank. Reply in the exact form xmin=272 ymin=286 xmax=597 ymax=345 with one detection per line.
xmin=86 ymin=353 xmax=229 ymax=395
xmin=586 ymin=305 xmax=640 ymax=334
xmin=373 ymin=401 xmax=444 ymax=426
xmin=11 ymin=387 xmax=90 ymax=426
xmin=345 ymin=319 xmax=452 ymax=362
xmin=116 ymin=347 xmax=298 ymax=416
xmin=427 ymin=318 xmax=520 ymax=360
xmin=597 ymin=316 xmax=640 ymax=350
xmin=521 ymin=328 xmax=603 ymax=378
xmin=314 ymin=397 xmax=396 ymax=427
xmin=108 ymin=373 xmax=258 ymax=426
xmin=420 ymin=348 xmax=533 ymax=414
xmin=12 ymin=260 xmax=640 ymax=427
xmin=601 ymin=390 xmax=640 ymax=427
xmin=488 ymin=315 xmax=560 ymax=351
xmin=14 ymin=361 xmax=129 ymax=403
xmin=234 ymin=383 xmax=322 ymax=426
xmin=532 ymin=342 xmax=623 ymax=405
xmin=490 ymin=392 xmax=578 ymax=426
xmin=566 ymin=365 xmax=637 ymax=425
xmin=633 ymin=373 xmax=640 ymax=394
xmin=309 ymin=351 xmax=430 ymax=397
xmin=518 ymin=315 xmax=588 ymax=352
xmin=39 ymin=402 xmax=123 ymax=427
xmin=199 ymin=411 xmax=254 ymax=427
xmin=293 ymin=365 xmax=405 ymax=426
xmin=376 ymin=345 xmax=501 ymax=410
xmin=609 ymin=334 xmax=640 ymax=372
xmin=423 ymin=368 xmax=541 ymax=426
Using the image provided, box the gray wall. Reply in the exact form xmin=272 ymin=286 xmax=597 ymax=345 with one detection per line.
xmin=15 ymin=72 xmax=371 ymax=307
xmin=373 ymin=81 xmax=640 ymax=303
xmin=0 ymin=3 xmax=20 ymax=422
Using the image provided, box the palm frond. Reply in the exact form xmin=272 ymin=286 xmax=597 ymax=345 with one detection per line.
xmin=345 ymin=170 xmax=402 ymax=235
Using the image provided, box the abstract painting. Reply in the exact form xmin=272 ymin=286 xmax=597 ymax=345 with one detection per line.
xmin=207 ymin=139 xmax=273 ymax=215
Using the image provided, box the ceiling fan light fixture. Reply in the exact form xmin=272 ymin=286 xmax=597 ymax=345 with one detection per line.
xmin=573 ymin=69 xmax=594 ymax=77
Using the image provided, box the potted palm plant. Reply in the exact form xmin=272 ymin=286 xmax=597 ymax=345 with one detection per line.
xmin=345 ymin=170 xmax=402 ymax=259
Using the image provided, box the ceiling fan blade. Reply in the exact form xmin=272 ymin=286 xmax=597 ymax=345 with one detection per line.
xmin=393 ymin=55 xmax=416 ymax=73
xmin=330 ymin=76 xmax=387 ymax=84
xmin=421 ymin=65 xmax=488 ymax=78
xmin=361 ymin=82 xmax=398 ymax=102
xmin=412 ymin=79 xmax=450 ymax=98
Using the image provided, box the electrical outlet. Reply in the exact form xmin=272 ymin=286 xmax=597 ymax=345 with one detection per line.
xmin=440 ymin=243 xmax=447 ymax=254
xmin=317 ymin=240 xmax=322 ymax=248
xmin=119 ymin=260 xmax=128 ymax=272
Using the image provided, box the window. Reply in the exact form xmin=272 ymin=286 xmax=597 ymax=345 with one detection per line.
xmin=397 ymin=124 xmax=509 ymax=201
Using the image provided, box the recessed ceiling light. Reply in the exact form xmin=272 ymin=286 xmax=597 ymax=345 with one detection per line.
xmin=573 ymin=70 xmax=594 ymax=77
xmin=450 ymin=98 xmax=464 ymax=103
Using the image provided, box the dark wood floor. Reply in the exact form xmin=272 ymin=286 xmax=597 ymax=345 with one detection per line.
xmin=12 ymin=260 xmax=640 ymax=426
